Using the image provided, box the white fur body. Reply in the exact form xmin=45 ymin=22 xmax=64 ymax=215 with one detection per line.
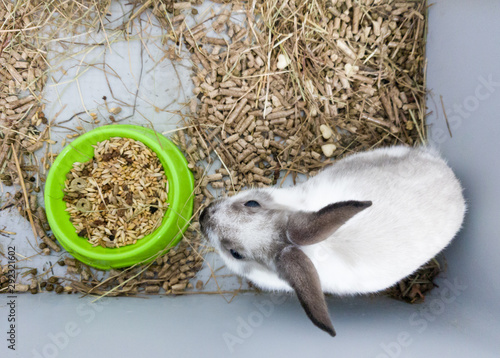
xmin=243 ymin=146 xmax=466 ymax=295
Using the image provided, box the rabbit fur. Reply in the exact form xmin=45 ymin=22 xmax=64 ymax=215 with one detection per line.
xmin=200 ymin=145 xmax=466 ymax=336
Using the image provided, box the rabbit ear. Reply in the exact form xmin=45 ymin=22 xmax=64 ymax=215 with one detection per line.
xmin=276 ymin=246 xmax=336 ymax=337
xmin=286 ymin=200 xmax=372 ymax=246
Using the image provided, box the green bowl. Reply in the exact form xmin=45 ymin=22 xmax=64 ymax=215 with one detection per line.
xmin=44 ymin=125 xmax=194 ymax=270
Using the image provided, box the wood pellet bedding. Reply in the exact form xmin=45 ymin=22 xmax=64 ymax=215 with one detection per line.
xmin=0 ymin=1 xmax=434 ymax=299
xmin=63 ymin=137 xmax=169 ymax=248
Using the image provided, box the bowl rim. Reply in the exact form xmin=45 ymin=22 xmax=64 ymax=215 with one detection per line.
xmin=44 ymin=124 xmax=194 ymax=269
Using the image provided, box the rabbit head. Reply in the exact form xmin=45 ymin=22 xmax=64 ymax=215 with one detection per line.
xmin=200 ymin=188 xmax=372 ymax=336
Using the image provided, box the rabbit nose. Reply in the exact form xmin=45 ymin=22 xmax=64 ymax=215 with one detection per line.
xmin=199 ymin=207 xmax=209 ymax=224
xmin=199 ymin=202 xmax=214 ymax=226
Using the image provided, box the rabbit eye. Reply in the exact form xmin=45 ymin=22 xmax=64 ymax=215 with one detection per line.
xmin=230 ymin=249 xmax=244 ymax=260
xmin=244 ymin=200 xmax=260 ymax=208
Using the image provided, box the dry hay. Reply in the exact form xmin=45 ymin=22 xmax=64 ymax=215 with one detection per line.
xmin=1 ymin=0 xmax=434 ymax=302
xmin=384 ymin=258 xmax=443 ymax=304
xmin=0 ymin=0 xmax=211 ymax=298
xmin=169 ymin=0 xmax=432 ymax=302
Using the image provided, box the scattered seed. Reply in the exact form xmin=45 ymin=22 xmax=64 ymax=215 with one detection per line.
xmin=321 ymin=144 xmax=336 ymax=157
xmin=63 ymin=137 xmax=169 ymax=248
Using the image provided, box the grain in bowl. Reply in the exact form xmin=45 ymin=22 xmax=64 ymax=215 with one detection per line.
xmin=63 ymin=137 xmax=169 ymax=248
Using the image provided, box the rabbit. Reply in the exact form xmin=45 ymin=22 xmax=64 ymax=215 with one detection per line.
xmin=199 ymin=145 xmax=466 ymax=337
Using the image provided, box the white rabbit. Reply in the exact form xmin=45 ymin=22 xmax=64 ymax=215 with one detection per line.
xmin=199 ymin=146 xmax=466 ymax=336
